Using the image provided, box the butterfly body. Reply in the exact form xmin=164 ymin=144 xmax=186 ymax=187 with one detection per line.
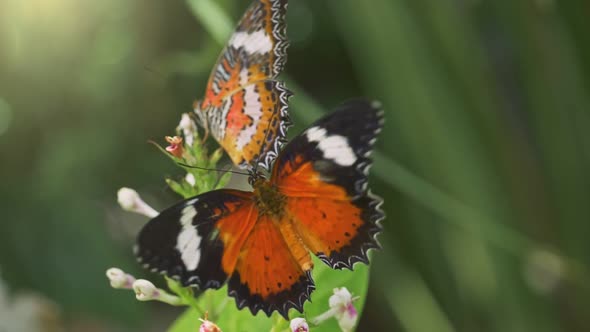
xmin=137 ymin=100 xmax=384 ymax=318
xmin=250 ymin=177 xmax=287 ymax=218
xmin=193 ymin=0 xmax=291 ymax=170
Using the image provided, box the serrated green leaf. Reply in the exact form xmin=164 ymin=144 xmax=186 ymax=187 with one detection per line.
xmin=168 ymin=256 xmax=372 ymax=332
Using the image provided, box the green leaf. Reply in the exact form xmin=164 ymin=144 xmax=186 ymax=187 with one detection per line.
xmin=168 ymin=307 xmax=201 ymax=332
xmin=300 ymin=256 xmax=371 ymax=332
xmin=168 ymin=256 xmax=371 ymax=332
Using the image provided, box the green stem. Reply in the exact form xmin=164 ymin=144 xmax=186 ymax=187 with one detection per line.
xmin=166 ymin=278 xmax=206 ymax=316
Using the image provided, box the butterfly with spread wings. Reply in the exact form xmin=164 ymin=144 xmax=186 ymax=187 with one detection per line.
xmin=136 ymin=100 xmax=384 ymax=319
xmin=193 ymin=0 xmax=292 ymax=170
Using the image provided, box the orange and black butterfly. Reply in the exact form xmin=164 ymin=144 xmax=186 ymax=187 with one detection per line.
xmin=193 ymin=0 xmax=291 ymax=170
xmin=136 ymin=100 xmax=384 ymax=318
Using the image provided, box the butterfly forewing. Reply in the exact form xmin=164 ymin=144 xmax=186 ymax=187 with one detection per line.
xmin=135 ymin=189 xmax=255 ymax=289
xmin=195 ymin=0 xmax=291 ymax=170
xmin=272 ymin=100 xmax=385 ymax=269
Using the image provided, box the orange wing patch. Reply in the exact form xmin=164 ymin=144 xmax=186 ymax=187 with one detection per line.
xmin=274 ymin=160 xmax=382 ymax=269
xmin=218 ymin=80 xmax=292 ymax=168
xmin=275 ymin=160 xmax=350 ymax=199
xmin=227 ymin=215 xmax=314 ymax=319
xmin=288 ymin=197 xmax=361 ymax=252
xmin=214 ymin=199 xmax=258 ymax=276
xmin=199 ymin=51 xmax=270 ymax=111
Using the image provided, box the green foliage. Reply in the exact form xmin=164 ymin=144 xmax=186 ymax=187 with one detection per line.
xmin=169 ymin=256 xmax=370 ymax=332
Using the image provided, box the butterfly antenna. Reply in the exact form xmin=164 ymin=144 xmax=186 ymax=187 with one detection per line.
xmin=177 ymin=162 xmax=249 ymax=176
xmin=212 ymin=166 xmax=233 ymax=188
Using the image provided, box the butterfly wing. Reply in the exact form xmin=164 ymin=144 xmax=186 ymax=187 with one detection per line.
xmin=207 ymin=80 xmax=292 ymax=169
xmin=195 ymin=0 xmax=291 ymax=170
xmin=271 ymin=99 xmax=385 ymax=269
xmin=135 ymin=187 xmax=314 ymax=319
xmin=227 ymin=214 xmax=314 ymax=319
xmin=135 ymin=189 xmax=257 ymax=290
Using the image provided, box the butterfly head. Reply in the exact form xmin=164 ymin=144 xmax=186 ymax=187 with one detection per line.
xmin=247 ymin=168 xmax=266 ymax=187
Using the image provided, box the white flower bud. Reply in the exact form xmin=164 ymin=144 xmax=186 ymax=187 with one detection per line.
xmin=185 ymin=173 xmax=196 ymax=186
xmin=178 ymin=113 xmax=197 ymax=147
xmin=117 ymin=187 xmax=158 ymax=218
xmin=132 ymin=279 xmax=159 ymax=301
xmin=131 ymin=279 xmax=182 ymax=305
xmin=290 ymin=317 xmax=309 ymax=332
xmin=106 ymin=267 xmax=135 ymax=289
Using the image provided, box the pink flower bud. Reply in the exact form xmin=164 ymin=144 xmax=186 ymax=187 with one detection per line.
xmin=165 ymin=136 xmax=184 ymax=158
xmin=199 ymin=319 xmax=222 ymax=332
xmin=290 ymin=317 xmax=309 ymax=332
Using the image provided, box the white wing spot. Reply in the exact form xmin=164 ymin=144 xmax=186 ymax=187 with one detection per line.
xmin=306 ymin=126 xmax=357 ymax=166
xmin=230 ymin=30 xmax=273 ymax=54
xmin=176 ymin=205 xmax=202 ymax=271
xmin=239 ymin=68 xmax=250 ymax=86
xmin=235 ymin=84 xmax=263 ymax=150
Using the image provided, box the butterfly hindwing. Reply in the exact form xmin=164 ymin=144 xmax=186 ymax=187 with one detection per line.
xmin=272 ymin=100 xmax=385 ymax=269
xmin=208 ymin=80 xmax=291 ymax=169
xmin=195 ymin=0 xmax=291 ymax=169
xmin=228 ymin=215 xmax=314 ymax=319
xmin=135 ymin=189 xmax=255 ymax=289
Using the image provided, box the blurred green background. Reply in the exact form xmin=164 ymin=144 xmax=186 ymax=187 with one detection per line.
xmin=1 ymin=0 xmax=590 ymax=331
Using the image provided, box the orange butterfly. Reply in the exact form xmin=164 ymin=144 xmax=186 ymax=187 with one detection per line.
xmin=136 ymin=100 xmax=384 ymax=318
xmin=193 ymin=0 xmax=291 ymax=170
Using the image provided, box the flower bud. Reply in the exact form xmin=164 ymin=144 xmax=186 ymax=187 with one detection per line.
xmin=199 ymin=319 xmax=222 ymax=332
xmin=132 ymin=279 xmax=159 ymax=301
xmin=177 ymin=113 xmax=197 ymax=146
xmin=290 ymin=317 xmax=309 ymax=332
xmin=312 ymin=287 xmax=358 ymax=331
xmin=117 ymin=187 xmax=159 ymax=218
xmin=329 ymin=287 xmax=358 ymax=332
xmin=185 ymin=173 xmax=196 ymax=186
xmin=105 ymin=268 xmax=135 ymax=289
xmin=165 ymin=136 xmax=184 ymax=158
